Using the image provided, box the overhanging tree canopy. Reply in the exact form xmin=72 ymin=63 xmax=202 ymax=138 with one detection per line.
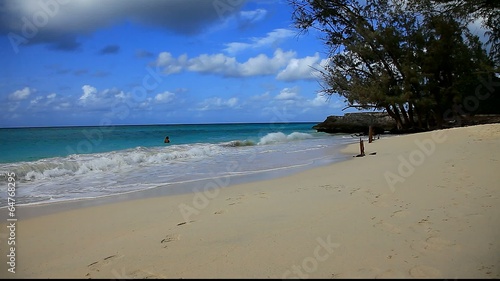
xmin=290 ymin=0 xmax=497 ymax=131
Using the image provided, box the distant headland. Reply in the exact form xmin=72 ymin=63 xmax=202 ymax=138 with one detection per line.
xmin=313 ymin=112 xmax=500 ymax=135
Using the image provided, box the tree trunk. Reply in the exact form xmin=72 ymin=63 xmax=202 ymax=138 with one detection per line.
xmin=386 ymin=105 xmax=404 ymax=131
xmin=408 ymin=102 xmax=415 ymax=127
xmin=399 ymin=103 xmax=411 ymax=129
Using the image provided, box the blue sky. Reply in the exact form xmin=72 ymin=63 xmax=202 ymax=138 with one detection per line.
xmin=0 ymin=0 xmax=352 ymax=128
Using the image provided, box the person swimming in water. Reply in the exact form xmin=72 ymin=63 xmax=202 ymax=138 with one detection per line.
xmin=164 ymin=136 xmax=170 ymax=143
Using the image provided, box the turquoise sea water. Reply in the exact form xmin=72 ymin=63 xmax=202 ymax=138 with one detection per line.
xmin=0 ymin=123 xmax=355 ymax=206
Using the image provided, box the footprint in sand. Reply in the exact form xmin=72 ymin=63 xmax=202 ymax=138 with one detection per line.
xmin=226 ymin=195 xmax=245 ymax=205
xmin=417 ymin=216 xmax=432 ymax=225
xmin=320 ymin=184 xmax=344 ymax=192
xmin=353 ymin=267 xmax=381 ymax=278
xmin=128 ymin=269 xmax=164 ymax=278
xmin=410 ymin=236 xmax=459 ymax=253
xmin=161 ymin=233 xmax=180 ymax=248
xmin=86 ymin=254 xmax=124 ymax=277
xmin=111 ymin=267 xmax=164 ymax=279
xmin=365 ymin=193 xmax=391 ymax=207
xmin=391 ymin=210 xmax=410 ymax=218
xmin=214 ymin=209 xmax=226 ymax=215
xmin=349 ymin=187 xmax=361 ymax=195
xmin=409 ymin=265 xmax=442 ymax=277
xmin=293 ymin=187 xmax=308 ymax=193
xmin=320 ymin=184 xmax=333 ymax=190
xmin=256 ymin=192 xmax=270 ymax=198
xmin=478 ymin=264 xmax=495 ymax=276
xmin=227 ymin=193 xmax=268 ymax=204
xmin=111 ymin=267 xmax=167 ymax=280
xmin=176 ymin=220 xmax=195 ymax=226
xmin=408 ymin=216 xmax=434 ymax=234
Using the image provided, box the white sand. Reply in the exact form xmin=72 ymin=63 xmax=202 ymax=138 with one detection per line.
xmin=1 ymin=124 xmax=499 ymax=278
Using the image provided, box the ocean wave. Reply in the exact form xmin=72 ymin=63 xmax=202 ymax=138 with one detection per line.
xmin=257 ymin=132 xmax=313 ymax=145
xmin=0 ymin=131 xmax=315 ymax=185
xmin=0 ymin=143 xmax=223 ymax=182
xmin=220 ymin=131 xmax=313 ymax=148
xmin=220 ymin=140 xmax=256 ymax=147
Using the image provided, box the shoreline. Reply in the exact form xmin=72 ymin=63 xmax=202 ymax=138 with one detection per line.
xmin=4 ymin=143 xmax=354 ymax=220
xmin=1 ymin=124 xmax=499 ymax=278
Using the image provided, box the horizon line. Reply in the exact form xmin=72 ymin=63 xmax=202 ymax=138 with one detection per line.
xmin=0 ymin=120 xmax=322 ymax=130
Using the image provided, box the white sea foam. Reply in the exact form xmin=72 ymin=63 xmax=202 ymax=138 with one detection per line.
xmin=0 ymin=131 xmax=354 ymax=207
xmin=1 ymin=143 xmax=224 ymax=182
xmin=257 ymin=131 xmax=313 ymax=145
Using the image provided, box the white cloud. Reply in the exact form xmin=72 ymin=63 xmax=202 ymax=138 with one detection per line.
xmin=8 ymin=87 xmax=31 ymax=101
xmin=78 ymin=85 xmax=131 ymax=110
xmin=239 ymin=52 xmax=285 ymax=76
xmin=138 ymin=98 xmax=153 ymax=110
xmin=24 ymin=91 xmax=72 ymax=111
xmin=79 ymin=85 xmax=98 ymax=103
xmin=27 ymin=95 xmax=54 ymax=110
xmin=156 ymin=48 xmax=297 ymax=78
xmin=302 ymin=92 xmax=343 ymax=109
xmin=224 ymin=28 xmax=295 ymax=54
xmin=239 ymin=9 xmax=267 ymax=23
xmin=275 ymin=87 xmax=300 ymax=100
xmin=309 ymin=93 xmax=329 ymax=106
xmin=277 ymin=53 xmax=327 ymax=81
xmin=249 ymin=92 xmax=271 ymax=101
xmin=188 ymin=53 xmax=239 ymax=74
xmin=255 ymin=29 xmax=296 ymax=49
xmin=156 ymin=52 xmax=186 ymax=74
xmin=223 ymin=42 xmax=249 ymax=55
xmin=114 ymin=91 xmax=127 ymax=100
xmin=29 ymin=96 xmax=43 ymax=105
xmin=226 ymin=97 xmax=238 ymax=107
xmin=155 ymin=48 xmax=328 ymax=81
xmin=197 ymin=97 xmax=239 ymax=111
xmin=54 ymin=102 xmax=71 ymax=110
xmin=154 ymin=91 xmax=175 ymax=103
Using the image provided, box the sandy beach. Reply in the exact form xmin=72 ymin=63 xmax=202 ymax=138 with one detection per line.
xmin=1 ymin=123 xmax=499 ymax=278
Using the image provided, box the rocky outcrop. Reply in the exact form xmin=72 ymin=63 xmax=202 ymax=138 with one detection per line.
xmin=455 ymin=114 xmax=500 ymax=127
xmin=313 ymin=112 xmax=397 ymax=134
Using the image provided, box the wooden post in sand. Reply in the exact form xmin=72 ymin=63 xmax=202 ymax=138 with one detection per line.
xmin=359 ymin=138 xmax=365 ymax=156
xmin=368 ymin=126 xmax=374 ymax=143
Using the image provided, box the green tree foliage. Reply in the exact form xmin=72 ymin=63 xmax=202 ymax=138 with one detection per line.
xmin=289 ymin=0 xmax=497 ymax=131
xmin=427 ymin=0 xmax=500 ymax=63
